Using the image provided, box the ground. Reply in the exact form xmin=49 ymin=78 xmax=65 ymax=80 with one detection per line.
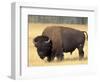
xmin=28 ymin=23 xmax=88 ymax=66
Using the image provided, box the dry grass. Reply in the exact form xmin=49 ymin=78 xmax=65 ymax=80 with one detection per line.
xmin=28 ymin=23 xmax=88 ymax=66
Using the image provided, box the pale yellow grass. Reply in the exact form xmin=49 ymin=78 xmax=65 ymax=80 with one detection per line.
xmin=28 ymin=23 xmax=88 ymax=66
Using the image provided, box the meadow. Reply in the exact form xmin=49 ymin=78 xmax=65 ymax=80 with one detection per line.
xmin=28 ymin=23 xmax=88 ymax=66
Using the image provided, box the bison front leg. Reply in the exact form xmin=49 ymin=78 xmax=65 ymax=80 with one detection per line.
xmin=56 ymin=52 xmax=64 ymax=61
xmin=47 ymin=54 xmax=55 ymax=62
xmin=47 ymin=56 xmax=52 ymax=62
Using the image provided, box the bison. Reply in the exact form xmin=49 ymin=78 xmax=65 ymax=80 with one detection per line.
xmin=33 ymin=26 xmax=88 ymax=62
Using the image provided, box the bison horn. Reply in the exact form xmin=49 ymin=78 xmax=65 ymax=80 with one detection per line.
xmin=45 ymin=39 xmax=50 ymax=43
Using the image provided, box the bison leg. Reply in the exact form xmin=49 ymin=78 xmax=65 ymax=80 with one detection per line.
xmin=58 ymin=54 xmax=64 ymax=61
xmin=56 ymin=52 xmax=64 ymax=61
xmin=47 ymin=56 xmax=51 ymax=62
xmin=47 ymin=56 xmax=52 ymax=62
xmin=47 ymin=54 xmax=55 ymax=62
xmin=78 ymin=44 xmax=84 ymax=60
xmin=70 ymin=51 xmax=73 ymax=55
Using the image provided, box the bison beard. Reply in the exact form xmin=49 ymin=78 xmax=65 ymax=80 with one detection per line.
xmin=34 ymin=26 xmax=88 ymax=62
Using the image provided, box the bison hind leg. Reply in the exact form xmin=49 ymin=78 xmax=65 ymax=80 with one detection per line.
xmin=78 ymin=44 xmax=84 ymax=60
xmin=79 ymin=50 xmax=84 ymax=60
xmin=70 ymin=51 xmax=73 ymax=55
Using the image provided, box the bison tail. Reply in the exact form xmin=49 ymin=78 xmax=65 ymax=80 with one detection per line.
xmin=82 ymin=31 xmax=88 ymax=40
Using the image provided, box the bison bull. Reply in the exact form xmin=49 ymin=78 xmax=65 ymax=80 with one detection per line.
xmin=33 ymin=26 xmax=88 ymax=62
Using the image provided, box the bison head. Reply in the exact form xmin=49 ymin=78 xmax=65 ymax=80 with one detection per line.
xmin=33 ymin=36 xmax=52 ymax=60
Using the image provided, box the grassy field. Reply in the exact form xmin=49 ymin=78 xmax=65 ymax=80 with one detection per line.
xmin=28 ymin=23 xmax=88 ymax=66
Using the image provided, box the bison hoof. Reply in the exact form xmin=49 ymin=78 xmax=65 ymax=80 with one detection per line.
xmin=79 ymin=56 xmax=84 ymax=60
xmin=47 ymin=57 xmax=53 ymax=62
xmin=57 ymin=57 xmax=64 ymax=61
xmin=47 ymin=59 xmax=51 ymax=62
